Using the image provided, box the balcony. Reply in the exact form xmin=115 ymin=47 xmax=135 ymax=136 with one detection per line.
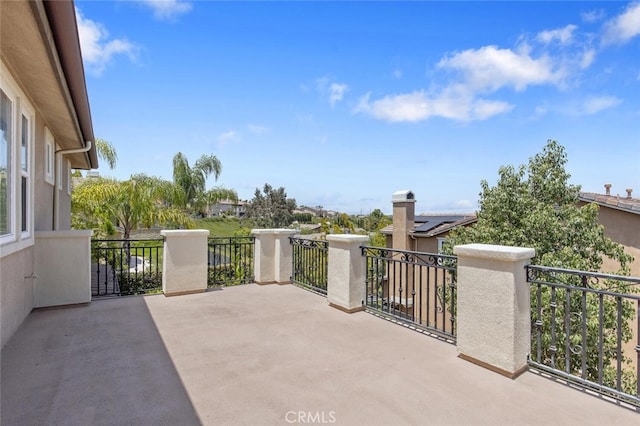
xmin=2 ymin=283 xmax=639 ymax=425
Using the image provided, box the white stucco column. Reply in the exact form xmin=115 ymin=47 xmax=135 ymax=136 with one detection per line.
xmin=34 ymin=230 xmax=93 ymax=308
xmin=161 ymin=230 xmax=210 ymax=296
xmin=252 ymin=229 xmax=297 ymax=284
xmin=274 ymin=229 xmax=298 ymax=283
xmin=454 ymin=243 xmax=535 ymax=378
xmin=326 ymin=235 xmax=370 ymax=313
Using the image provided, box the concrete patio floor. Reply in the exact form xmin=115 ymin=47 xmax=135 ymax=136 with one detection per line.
xmin=2 ymin=283 xmax=638 ymax=425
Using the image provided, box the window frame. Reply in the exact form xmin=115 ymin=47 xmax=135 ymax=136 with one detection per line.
xmin=66 ymin=159 xmax=72 ymax=195
xmin=20 ymin=103 xmax=34 ymax=239
xmin=1 ymin=61 xmax=35 ymax=255
xmin=0 ymin=86 xmax=15 ymax=245
xmin=44 ymin=127 xmax=54 ymax=185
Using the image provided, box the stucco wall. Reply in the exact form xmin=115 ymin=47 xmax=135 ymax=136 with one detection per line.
xmin=0 ymin=247 xmax=35 ymax=348
xmin=595 ymin=206 xmax=640 ymax=276
xmin=416 ymin=237 xmax=439 ymax=254
xmin=33 ymin=115 xmax=55 ymax=232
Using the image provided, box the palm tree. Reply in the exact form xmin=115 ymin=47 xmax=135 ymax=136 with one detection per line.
xmin=72 ymin=174 xmax=191 ymax=239
xmin=95 ymin=138 xmax=118 ymax=170
xmin=172 ymin=152 xmax=237 ymax=215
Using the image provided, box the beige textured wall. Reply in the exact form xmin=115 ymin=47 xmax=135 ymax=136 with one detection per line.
xmin=162 ymin=230 xmax=210 ymax=295
xmin=33 ymin=231 xmax=92 ymax=307
xmin=1 ymin=248 xmax=35 ymax=348
xmin=33 ymin=115 xmax=54 ymax=232
xmin=392 ymin=201 xmax=415 ymax=252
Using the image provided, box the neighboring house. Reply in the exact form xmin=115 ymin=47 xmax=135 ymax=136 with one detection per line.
xmin=381 ymin=190 xmax=476 ymax=253
xmin=207 ymin=199 xmax=248 ymax=217
xmin=578 ymin=184 xmax=640 ymax=277
xmin=1 ymin=0 xmax=98 ymax=348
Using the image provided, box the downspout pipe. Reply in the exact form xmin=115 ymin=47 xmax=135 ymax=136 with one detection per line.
xmin=53 ymin=141 xmax=92 ymax=231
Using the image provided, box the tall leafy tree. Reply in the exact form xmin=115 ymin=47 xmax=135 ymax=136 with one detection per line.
xmin=366 ymin=208 xmax=391 ymax=231
xmin=245 ymin=183 xmax=296 ymax=228
xmin=444 ymin=140 xmax=635 ymax=392
xmin=173 ymin=152 xmax=232 ymax=215
xmin=72 ymin=174 xmax=192 ymax=239
xmin=95 ymin=138 xmax=118 ymax=170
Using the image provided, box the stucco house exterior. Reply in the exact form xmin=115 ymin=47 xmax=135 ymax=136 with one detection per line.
xmin=579 ymin=185 xmax=640 ymax=276
xmin=381 ymin=190 xmax=476 ymax=253
xmin=1 ymin=0 xmax=98 ymax=348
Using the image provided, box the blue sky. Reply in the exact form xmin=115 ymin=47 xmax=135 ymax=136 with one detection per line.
xmin=76 ymin=0 xmax=640 ymax=215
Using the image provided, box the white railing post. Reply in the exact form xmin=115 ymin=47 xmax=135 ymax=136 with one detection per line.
xmin=161 ymin=230 xmax=210 ymax=296
xmin=454 ymin=243 xmax=535 ymax=378
xmin=34 ymin=230 xmax=93 ymax=307
xmin=252 ymin=229 xmax=297 ymax=284
xmin=326 ymin=235 xmax=370 ymax=313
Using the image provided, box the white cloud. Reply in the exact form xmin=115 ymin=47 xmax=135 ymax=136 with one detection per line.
xmin=217 ymin=130 xmax=237 ymax=146
xmin=247 ymin=124 xmax=269 ymax=135
xmin=437 ymin=45 xmax=566 ymax=92
xmin=602 ymin=1 xmax=640 ymax=45
xmin=315 ymin=77 xmax=349 ymax=106
xmin=76 ymin=8 xmax=137 ymax=75
xmin=579 ymin=48 xmax=596 ymax=69
xmin=581 ymin=9 xmax=606 ymax=24
xmin=536 ymin=24 xmax=578 ymax=45
xmin=581 ymin=95 xmax=622 ymax=114
xmin=355 ymin=88 xmax=513 ymax=123
xmin=136 ymin=0 xmax=192 ymax=20
xmin=329 ymin=83 xmax=348 ymax=106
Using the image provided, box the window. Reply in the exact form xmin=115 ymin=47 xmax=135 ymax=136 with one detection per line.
xmin=67 ymin=159 xmax=71 ymax=195
xmin=437 ymin=237 xmax=446 ymax=253
xmin=20 ymin=113 xmax=29 ymax=234
xmin=45 ymin=128 xmax=54 ymax=185
xmin=1 ymin=89 xmax=12 ymax=237
xmin=56 ymin=146 xmax=62 ymax=190
xmin=1 ymin=62 xmax=34 ymax=253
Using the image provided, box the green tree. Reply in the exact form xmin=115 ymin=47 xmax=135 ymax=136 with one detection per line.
xmin=245 ymin=183 xmax=296 ymax=228
xmin=72 ymin=174 xmax=192 ymax=239
xmin=366 ymin=209 xmax=391 ymax=231
xmin=95 ymin=138 xmax=118 ymax=170
xmin=444 ymin=139 xmax=635 ymax=393
xmin=172 ymin=152 xmax=235 ymax=215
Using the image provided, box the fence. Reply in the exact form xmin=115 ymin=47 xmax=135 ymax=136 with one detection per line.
xmin=91 ymin=239 xmax=163 ymax=297
xmin=527 ymin=265 xmax=640 ymax=407
xmin=290 ymin=237 xmax=328 ymax=294
xmin=362 ymin=246 xmax=457 ymax=341
xmin=207 ymin=236 xmax=255 ymax=287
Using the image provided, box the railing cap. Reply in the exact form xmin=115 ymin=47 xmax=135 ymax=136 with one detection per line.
xmin=251 ymin=229 xmax=298 ymax=236
xmin=326 ymin=234 xmax=370 ymax=244
xmin=454 ymin=243 xmax=535 ymax=261
xmin=161 ymin=229 xmax=210 ymax=237
xmin=36 ymin=230 xmax=93 ymax=239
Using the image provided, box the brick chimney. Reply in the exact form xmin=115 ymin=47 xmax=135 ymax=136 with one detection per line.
xmin=392 ymin=190 xmax=415 ymax=251
xmin=604 ymin=183 xmax=611 ymax=196
xmin=626 ymin=188 xmax=633 ymax=199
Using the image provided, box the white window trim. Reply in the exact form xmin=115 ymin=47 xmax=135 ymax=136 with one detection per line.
xmin=20 ymin=101 xmax=34 ymax=240
xmin=437 ymin=237 xmax=446 ymax=254
xmin=56 ymin=144 xmax=62 ymax=191
xmin=0 ymin=60 xmax=35 ymax=257
xmin=44 ymin=127 xmax=54 ymax=185
xmin=66 ymin=159 xmax=71 ymax=195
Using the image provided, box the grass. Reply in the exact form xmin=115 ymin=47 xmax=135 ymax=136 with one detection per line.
xmin=193 ymin=217 xmax=246 ymax=237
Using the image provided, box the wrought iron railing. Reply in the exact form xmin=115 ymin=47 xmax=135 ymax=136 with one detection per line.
xmin=290 ymin=237 xmax=328 ymax=294
xmin=207 ymin=236 xmax=255 ymax=287
xmin=527 ymin=265 xmax=640 ymax=407
xmin=362 ymin=246 xmax=457 ymax=341
xmin=91 ymin=239 xmax=163 ymax=297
